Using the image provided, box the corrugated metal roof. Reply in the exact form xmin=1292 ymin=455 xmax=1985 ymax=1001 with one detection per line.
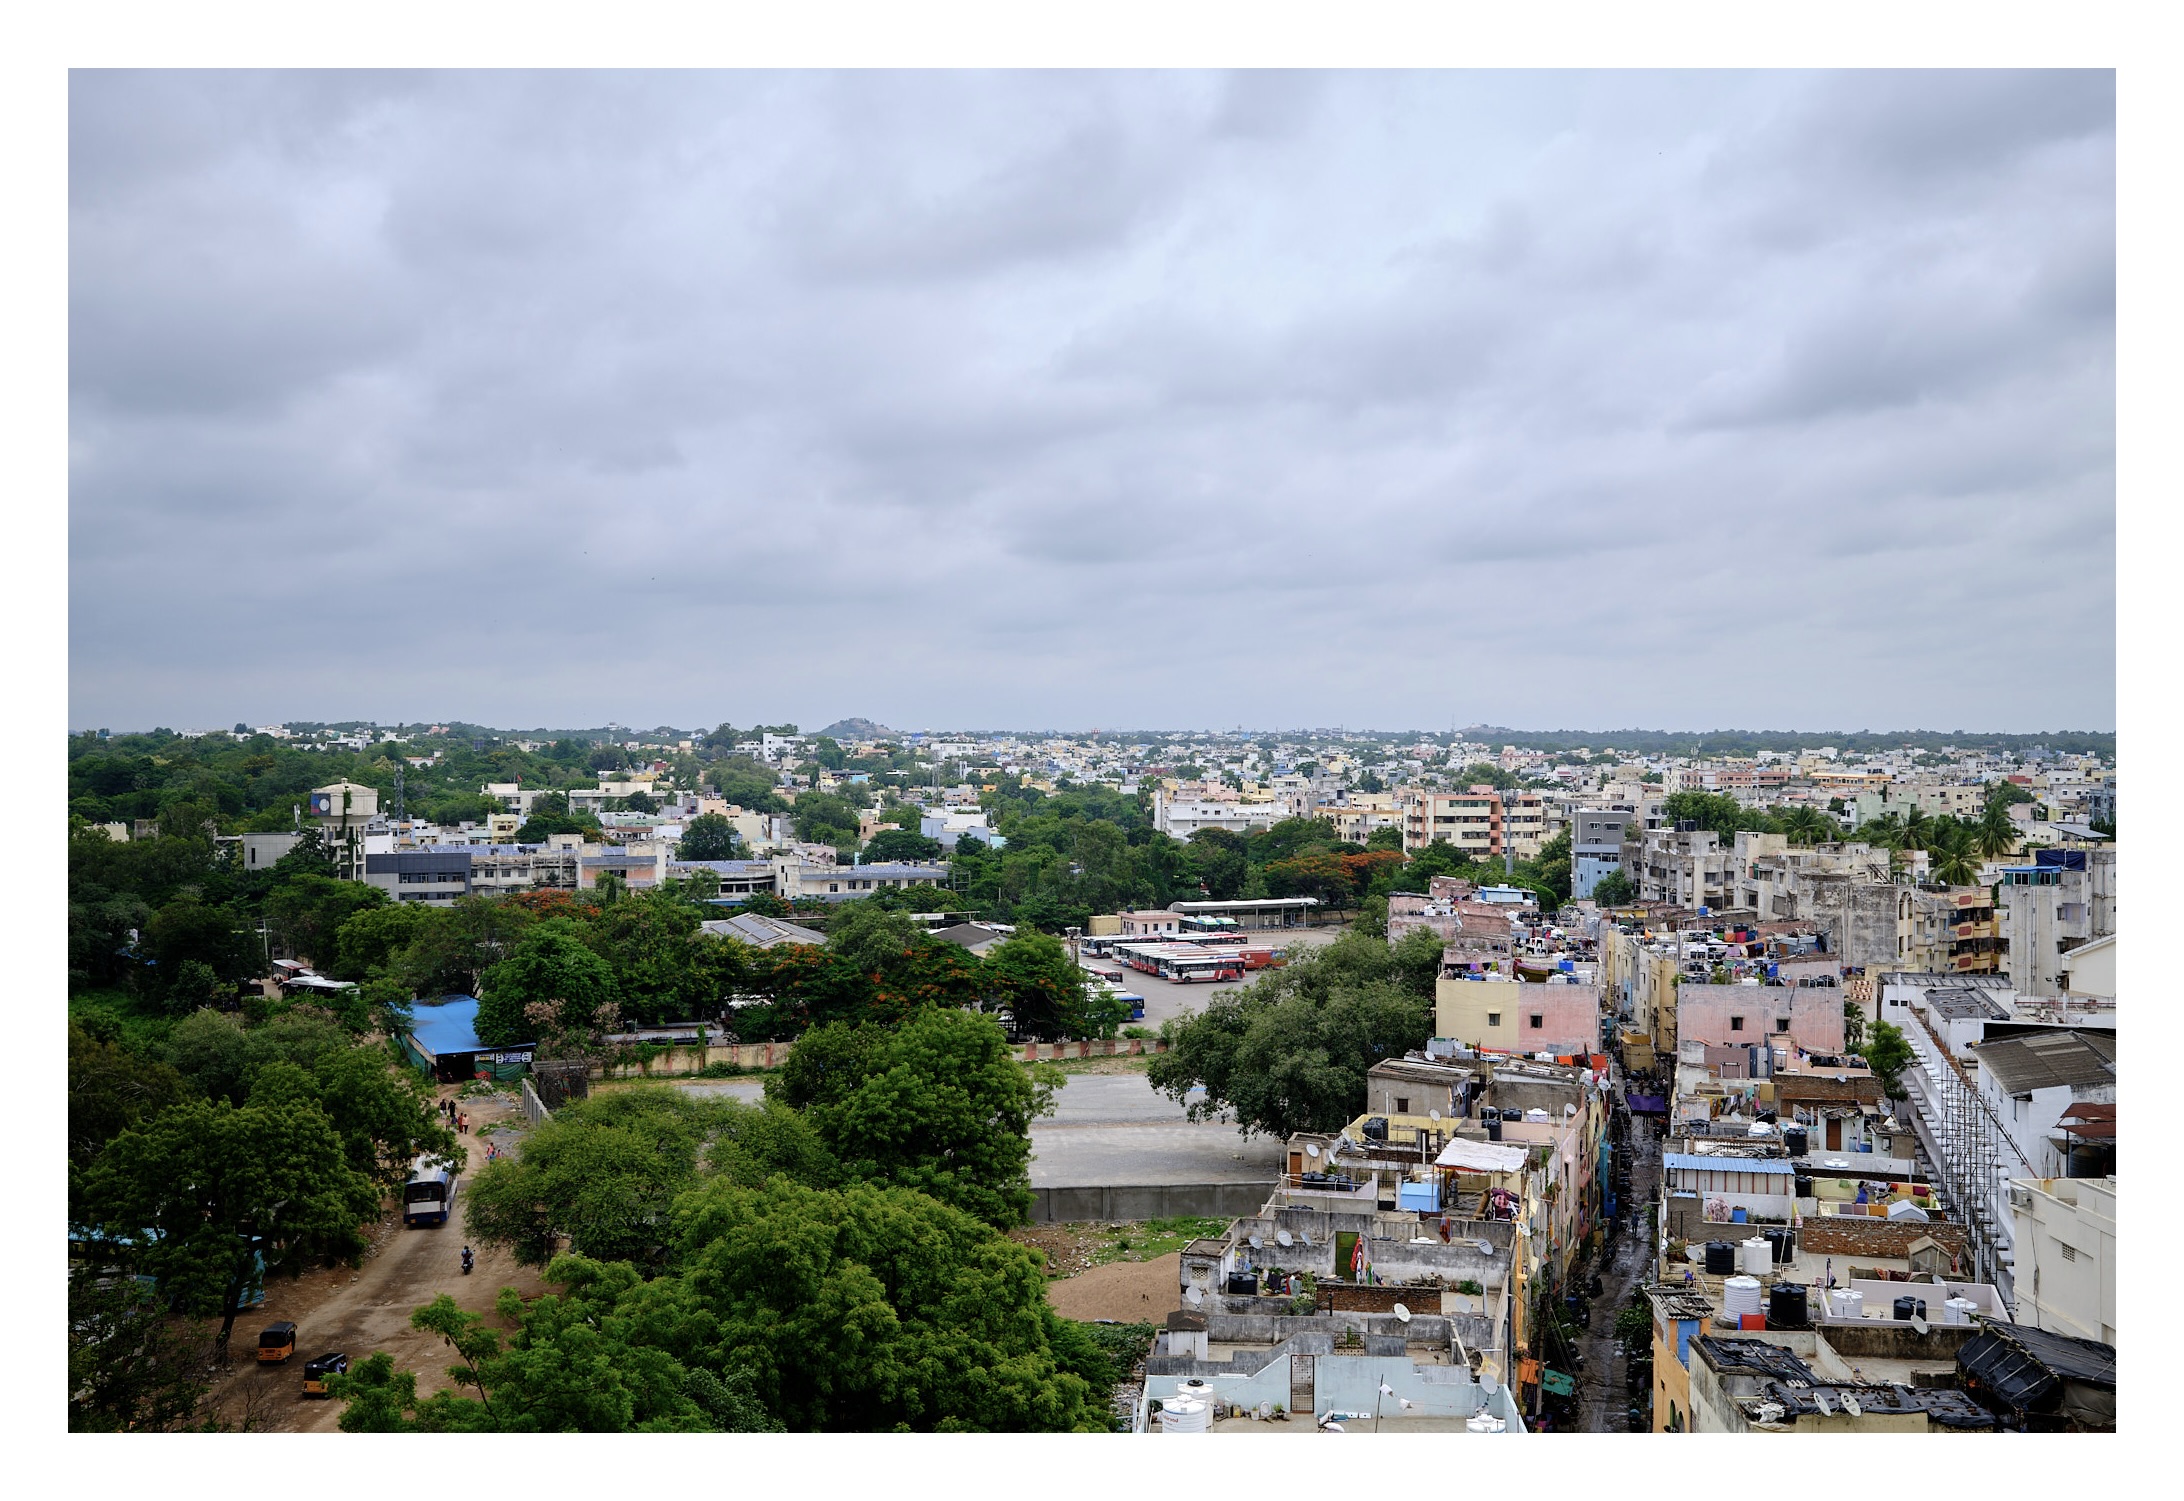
xmin=1662 ymin=1153 xmax=1795 ymax=1174
xmin=1969 ymin=1029 xmax=2115 ymax=1094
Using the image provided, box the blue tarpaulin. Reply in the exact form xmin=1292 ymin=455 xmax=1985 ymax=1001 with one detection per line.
xmin=409 ymin=996 xmax=485 ymax=1055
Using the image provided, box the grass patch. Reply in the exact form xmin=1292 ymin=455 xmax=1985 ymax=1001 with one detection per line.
xmin=1088 ymin=1216 xmax=1227 ymax=1267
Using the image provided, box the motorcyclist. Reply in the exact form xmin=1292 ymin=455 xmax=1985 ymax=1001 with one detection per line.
xmin=461 ymin=1245 xmax=475 ymax=1274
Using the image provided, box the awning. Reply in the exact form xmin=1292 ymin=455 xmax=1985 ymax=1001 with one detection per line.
xmin=1435 ymin=1139 xmax=1531 ymax=1173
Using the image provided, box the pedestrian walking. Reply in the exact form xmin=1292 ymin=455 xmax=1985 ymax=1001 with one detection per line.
xmin=459 ymin=1111 xmax=469 ymax=1134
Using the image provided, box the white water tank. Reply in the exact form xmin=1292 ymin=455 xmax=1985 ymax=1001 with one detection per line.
xmin=1942 ymin=1297 xmax=1980 ymax=1326
xmin=1827 ymin=1288 xmax=1865 ymax=1320
xmin=1723 ymin=1275 xmax=1763 ymax=1317
xmin=1158 ymin=1397 xmax=1210 ymax=1433
xmin=1525 ymin=1108 xmax=1550 ymax=1123
xmin=1740 ymin=1238 xmax=1772 ymax=1276
xmin=1466 ymin=1414 xmax=1507 ymax=1432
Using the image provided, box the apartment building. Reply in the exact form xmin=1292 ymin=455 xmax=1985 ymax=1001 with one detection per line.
xmin=1401 ymin=786 xmax=1545 ymax=858
xmin=1998 ymin=849 xmax=2118 ymax=997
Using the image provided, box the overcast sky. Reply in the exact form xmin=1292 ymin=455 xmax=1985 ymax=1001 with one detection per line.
xmin=69 ymin=70 xmax=2115 ymax=735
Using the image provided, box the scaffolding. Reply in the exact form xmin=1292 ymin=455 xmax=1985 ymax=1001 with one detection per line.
xmin=1900 ymin=1016 xmax=2029 ymax=1309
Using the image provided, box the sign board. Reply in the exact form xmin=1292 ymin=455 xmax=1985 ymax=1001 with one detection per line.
xmin=1540 ymin=1368 xmax=1577 ymax=1397
xmin=478 ymin=1050 xmax=534 ymax=1065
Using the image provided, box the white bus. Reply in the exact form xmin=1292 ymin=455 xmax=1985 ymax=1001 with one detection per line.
xmin=403 ymin=1156 xmax=459 ymax=1228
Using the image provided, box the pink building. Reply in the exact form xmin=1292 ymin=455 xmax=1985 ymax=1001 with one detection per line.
xmin=1675 ymin=984 xmax=1845 ymax=1054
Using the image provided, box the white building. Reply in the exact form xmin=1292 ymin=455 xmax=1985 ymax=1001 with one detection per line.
xmin=2008 ymin=1176 xmax=2116 ymax=1345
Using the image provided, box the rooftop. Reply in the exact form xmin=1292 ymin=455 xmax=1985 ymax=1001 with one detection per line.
xmin=1967 ymin=1029 xmax=2115 ymax=1093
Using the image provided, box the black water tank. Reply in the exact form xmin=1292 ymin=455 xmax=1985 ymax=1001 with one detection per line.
xmin=1892 ymin=1295 xmax=1927 ymax=1321
xmin=1704 ymin=1241 xmax=1737 ymax=1275
xmin=1363 ymin=1116 xmax=1389 ymax=1141
xmin=1768 ymin=1283 xmax=1808 ymax=1328
xmin=1783 ymin=1126 xmax=1809 ymax=1157
xmin=1764 ymin=1227 xmax=1795 ymax=1264
xmin=1227 ymin=1272 xmax=1260 ymax=1295
xmin=1793 ymin=1174 xmax=1814 ymax=1199
xmin=1486 ymin=1116 xmax=1503 ymax=1142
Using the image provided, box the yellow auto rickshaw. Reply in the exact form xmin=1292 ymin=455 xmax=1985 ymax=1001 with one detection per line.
xmin=256 ymin=1321 xmax=297 ymax=1363
xmin=301 ymin=1351 xmax=349 ymax=1396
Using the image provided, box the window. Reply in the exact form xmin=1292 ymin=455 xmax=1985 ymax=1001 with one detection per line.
xmin=1530 ymin=1014 xmax=1545 ymax=1029
xmin=1777 ymin=1018 xmax=1790 ymax=1034
xmin=1394 ymin=1097 xmax=1410 ymax=1115
xmin=1487 ymin=1012 xmax=1502 ymax=1027
xmin=1729 ymin=1016 xmax=1745 ymax=1032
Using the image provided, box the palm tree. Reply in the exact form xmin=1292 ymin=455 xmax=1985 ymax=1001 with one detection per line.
xmin=1897 ymin=807 xmax=1936 ymax=852
xmin=1855 ymin=812 xmax=1904 ymax=850
xmin=1928 ymin=821 xmax=1978 ymax=887
xmin=1973 ymin=805 xmax=2017 ymax=860
xmin=1780 ymin=806 xmax=1833 ymax=847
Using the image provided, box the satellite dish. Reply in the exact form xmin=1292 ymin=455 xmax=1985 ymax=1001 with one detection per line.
xmin=1276 ymin=1229 xmax=1293 ymax=1247
xmin=1429 ymin=1108 xmax=1442 ymax=1122
xmin=1249 ymin=1234 xmax=1263 ymax=1249
xmin=1393 ymin=1303 xmax=1412 ymax=1323
xmin=1481 ymin=1372 xmax=1500 ymax=1394
xmin=1305 ymin=1144 xmax=1320 ymax=1158
xmin=1185 ymin=1286 xmax=1203 ymax=1305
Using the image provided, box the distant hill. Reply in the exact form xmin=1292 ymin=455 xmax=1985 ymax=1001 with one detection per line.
xmin=815 ymin=717 xmax=897 ymax=741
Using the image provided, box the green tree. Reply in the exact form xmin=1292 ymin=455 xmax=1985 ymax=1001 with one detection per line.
xmin=1590 ymin=869 xmax=1638 ymax=906
xmin=463 ymin=1086 xmax=748 ymax=1269
xmin=266 ymin=873 xmax=390 ymax=970
xmin=791 ymin=792 xmax=861 ymax=848
xmin=67 ymin=1264 xmax=214 ymax=1432
xmin=1862 ymin=1020 xmax=1915 ymax=1099
xmin=142 ymin=895 xmax=258 ymax=1008
xmin=676 ymin=813 xmax=740 ymax=862
xmin=80 ymin=1096 xmax=381 ymax=1363
xmin=862 ymin=827 xmax=942 ymax=863
xmin=68 ymin=1021 xmax=188 ymax=1173
xmin=1778 ymin=806 xmax=1835 ymax=846
xmin=665 ymin=1179 xmax=1104 ymax=1429
xmin=330 ymin=901 xmax=433 ymax=981
xmin=477 ymin=919 xmax=616 ymax=1048
xmin=980 ymin=930 xmax=1088 ymax=1041
xmin=1186 ymin=828 xmax=1248 ymax=899
xmin=1147 ymin=931 xmax=1434 ymax=1139
xmin=772 ymin=1011 xmax=1055 ymax=1228
xmin=165 ymin=1007 xmax=251 ymax=1104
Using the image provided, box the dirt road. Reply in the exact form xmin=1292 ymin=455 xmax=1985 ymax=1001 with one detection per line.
xmin=203 ymin=1082 xmax=547 ymax=1432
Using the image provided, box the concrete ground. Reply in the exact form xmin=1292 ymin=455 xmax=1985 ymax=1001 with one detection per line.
xmin=667 ymin=1072 xmax=1281 ymax=1188
xmin=1030 ymin=1074 xmax=1279 ymax=1187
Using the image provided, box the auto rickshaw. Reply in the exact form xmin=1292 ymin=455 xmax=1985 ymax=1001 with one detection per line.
xmin=301 ymin=1352 xmax=349 ymax=1397
xmin=256 ymin=1321 xmax=297 ymax=1363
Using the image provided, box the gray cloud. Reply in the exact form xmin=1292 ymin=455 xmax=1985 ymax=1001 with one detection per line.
xmin=70 ymin=70 xmax=2113 ymax=733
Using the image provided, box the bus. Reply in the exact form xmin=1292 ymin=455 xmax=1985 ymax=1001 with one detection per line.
xmin=403 ymin=1157 xmax=459 ymax=1228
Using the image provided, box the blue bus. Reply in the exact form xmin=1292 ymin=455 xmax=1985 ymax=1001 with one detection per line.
xmin=403 ymin=1157 xmax=459 ymax=1228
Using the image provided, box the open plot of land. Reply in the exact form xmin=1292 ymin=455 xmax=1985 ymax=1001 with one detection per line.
xmin=1041 ymin=1252 xmax=1185 ymax=1323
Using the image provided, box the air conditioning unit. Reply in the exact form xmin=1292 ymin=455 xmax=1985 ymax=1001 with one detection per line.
xmin=2007 ymin=1187 xmax=2033 ymax=1211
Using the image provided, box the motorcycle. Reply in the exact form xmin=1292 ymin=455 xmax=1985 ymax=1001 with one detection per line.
xmin=461 ymin=1246 xmax=475 ymax=1276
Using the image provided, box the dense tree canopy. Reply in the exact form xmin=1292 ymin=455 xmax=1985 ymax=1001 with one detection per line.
xmin=1147 ymin=929 xmax=1440 ymax=1139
